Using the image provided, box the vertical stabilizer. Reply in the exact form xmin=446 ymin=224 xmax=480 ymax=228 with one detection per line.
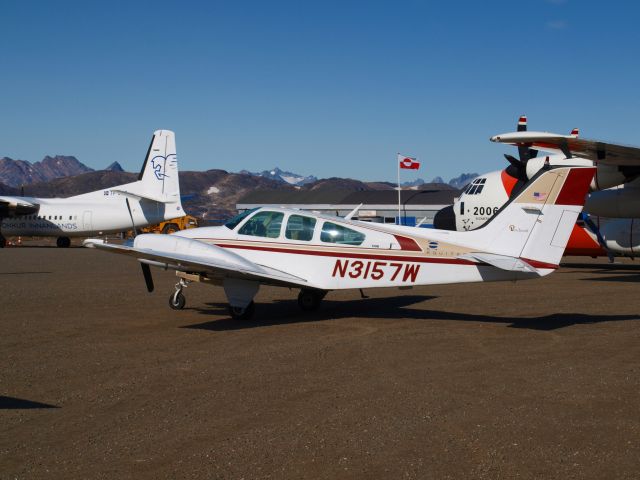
xmin=136 ymin=130 xmax=180 ymax=201
xmin=459 ymin=166 xmax=595 ymax=269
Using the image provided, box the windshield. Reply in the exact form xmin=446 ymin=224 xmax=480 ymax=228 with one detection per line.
xmin=224 ymin=208 xmax=259 ymax=230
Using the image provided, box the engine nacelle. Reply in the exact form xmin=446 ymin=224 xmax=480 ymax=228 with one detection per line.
xmin=601 ymin=219 xmax=640 ymax=256
xmin=584 ymin=186 xmax=640 ymax=218
xmin=523 ymin=156 xmax=630 ymax=191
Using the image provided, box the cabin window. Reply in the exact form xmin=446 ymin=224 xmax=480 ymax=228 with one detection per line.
xmin=320 ymin=222 xmax=365 ymax=246
xmin=224 ymin=208 xmax=258 ymax=230
xmin=238 ymin=211 xmax=284 ymax=238
xmin=48 ymin=216 xmax=51 ymax=220
xmin=285 ymin=215 xmax=316 ymax=241
xmin=69 ymin=216 xmax=72 ymax=220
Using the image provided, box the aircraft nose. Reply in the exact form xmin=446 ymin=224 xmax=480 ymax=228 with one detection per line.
xmin=433 ymin=205 xmax=456 ymax=231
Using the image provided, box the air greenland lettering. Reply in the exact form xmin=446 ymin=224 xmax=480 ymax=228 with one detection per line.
xmin=331 ymin=259 xmax=421 ymax=282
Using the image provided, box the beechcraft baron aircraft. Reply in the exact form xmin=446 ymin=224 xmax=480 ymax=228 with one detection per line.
xmin=85 ymin=164 xmax=595 ymax=320
xmin=0 ymin=130 xmax=183 ymax=248
xmin=433 ymin=116 xmax=640 ymax=257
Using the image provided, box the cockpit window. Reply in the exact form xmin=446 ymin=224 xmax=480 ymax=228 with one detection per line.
xmin=224 ymin=208 xmax=258 ymax=230
xmin=238 ymin=211 xmax=284 ymax=238
xmin=320 ymin=222 xmax=365 ymax=245
xmin=464 ymin=178 xmax=486 ymax=195
xmin=285 ymin=214 xmax=316 ymax=241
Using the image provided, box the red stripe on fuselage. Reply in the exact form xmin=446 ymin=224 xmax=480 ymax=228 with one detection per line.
xmin=203 ymin=240 xmax=558 ymax=270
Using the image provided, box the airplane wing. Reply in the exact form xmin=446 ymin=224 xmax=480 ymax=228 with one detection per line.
xmin=490 ymin=131 xmax=640 ymax=167
xmin=0 ymin=196 xmax=40 ymax=217
xmin=84 ymin=236 xmax=311 ymax=288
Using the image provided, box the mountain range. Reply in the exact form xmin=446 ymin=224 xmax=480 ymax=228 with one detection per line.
xmin=0 ymin=156 xmax=473 ymax=220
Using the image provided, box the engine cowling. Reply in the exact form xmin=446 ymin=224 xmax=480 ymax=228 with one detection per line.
xmin=584 ymin=185 xmax=640 ymax=218
xmin=601 ymin=219 xmax=640 ymax=256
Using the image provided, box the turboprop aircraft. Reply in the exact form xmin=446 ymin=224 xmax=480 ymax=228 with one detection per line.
xmin=0 ymin=130 xmax=183 ymax=247
xmin=433 ymin=116 xmax=640 ymax=257
xmin=84 ymin=164 xmax=595 ymax=320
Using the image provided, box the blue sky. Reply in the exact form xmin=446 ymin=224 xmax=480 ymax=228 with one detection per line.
xmin=1 ymin=0 xmax=639 ymax=182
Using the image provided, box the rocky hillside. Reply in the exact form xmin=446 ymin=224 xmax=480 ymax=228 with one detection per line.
xmin=0 ymin=156 xmax=93 ymax=187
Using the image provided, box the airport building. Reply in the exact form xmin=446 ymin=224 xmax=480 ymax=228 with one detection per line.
xmin=236 ymin=187 xmax=459 ymax=227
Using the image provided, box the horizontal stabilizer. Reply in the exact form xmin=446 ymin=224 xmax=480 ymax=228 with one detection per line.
xmin=458 ymin=252 xmax=538 ymax=273
xmin=109 ymin=189 xmax=178 ymax=204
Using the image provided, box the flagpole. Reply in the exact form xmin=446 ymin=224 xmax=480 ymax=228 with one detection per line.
xmin=397 ymin=153 xmax=401 ymax=224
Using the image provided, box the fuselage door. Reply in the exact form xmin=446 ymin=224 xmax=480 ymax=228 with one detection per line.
xmin=82 ymin=211 xmax=92 ymax=231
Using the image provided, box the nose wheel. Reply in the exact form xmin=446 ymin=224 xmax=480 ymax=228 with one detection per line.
xmin=168 ymin=279 xmax=189 ymax=310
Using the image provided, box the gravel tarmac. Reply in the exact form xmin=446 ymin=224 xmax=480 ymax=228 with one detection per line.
xmin=1 ymin=247 xmax=640 ymax=479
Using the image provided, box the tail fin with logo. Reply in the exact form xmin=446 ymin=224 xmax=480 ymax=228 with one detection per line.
xmin=109 ymin=130 xmax=183 ymax=218
xmin=452 ymin=165 xmax=596 ymax=272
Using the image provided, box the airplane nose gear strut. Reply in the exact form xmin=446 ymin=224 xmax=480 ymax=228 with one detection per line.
xmin=169 ymin=278 xmax=189 ymax=310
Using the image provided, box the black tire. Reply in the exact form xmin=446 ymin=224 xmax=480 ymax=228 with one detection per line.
xmin=56 ymin=237 xmax=71 ymax=248
xmin=0 ymin=235 xmax=5 ymax=248
xmin=298 ymin=289 xmax=326 ymax=311
xmin=229 ymin=301 xmax=255 ymax=320
xmin=169 ymin=291 xmax=186 ymax=310
xmin=161 ymin=223 xmax=180 ymax=235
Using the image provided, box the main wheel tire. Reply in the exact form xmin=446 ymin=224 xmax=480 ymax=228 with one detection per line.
xmin=298 ymin=289 xmax=325 ymax=311
xmin=0 ymin=236 xmax=5 ymax=248
xmin=56 ymin=237 xmax=71 ymax=248
xmin=229 ymin=301 xmax=255 ymax=320
xmin=169 ymin=291 xmax=186 ymax=310
xmin=161 ymin=223 xmax=180 ymax=235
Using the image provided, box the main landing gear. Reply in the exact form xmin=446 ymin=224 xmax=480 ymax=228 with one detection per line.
xmin=169 ymin=278 xmax=189 ymax=310
xmin=298 ymin=289 xmax=327 ymax=311
xmin=56 ymin=236 xmax=71 ymax=248
xmin=0 ymin=234 xmax=6 ymax=248
xmin=228 ymin=301 xmax=255 ymax=320
xmin=166 ymin=271 xmax=329 ymax=321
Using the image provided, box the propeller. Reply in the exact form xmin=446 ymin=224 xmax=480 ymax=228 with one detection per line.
xmin=505 ymin=115 xmax=538 ymax=181
xmin=125 ymin=197 xmax=154 ymax=293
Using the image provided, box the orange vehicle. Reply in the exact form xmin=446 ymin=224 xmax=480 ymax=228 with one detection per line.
xmin=127 ymin=215 xmax=199 ymax=237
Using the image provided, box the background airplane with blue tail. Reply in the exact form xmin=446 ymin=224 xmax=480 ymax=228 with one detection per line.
xmin=0 ymin=130 xmax=183 ymax=248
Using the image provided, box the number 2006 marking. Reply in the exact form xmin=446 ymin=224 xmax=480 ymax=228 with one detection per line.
xmin=331 ymin=259 xmax=420 ymax=282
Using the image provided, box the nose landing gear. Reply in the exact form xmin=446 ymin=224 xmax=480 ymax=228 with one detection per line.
xmin=169 ymin=278 xmax=190 ymax=310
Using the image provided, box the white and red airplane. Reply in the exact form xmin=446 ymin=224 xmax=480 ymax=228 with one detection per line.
xmin=0 ymin=130 xmax=183 ymax=248
xmin=433 ymin=116 xmax=640 ymax=257
xmin=85 ymin=163 xmax=595 ymax=320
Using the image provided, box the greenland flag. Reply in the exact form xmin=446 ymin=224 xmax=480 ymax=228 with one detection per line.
xmin=398 ymin=154 xmax=420 ymax=170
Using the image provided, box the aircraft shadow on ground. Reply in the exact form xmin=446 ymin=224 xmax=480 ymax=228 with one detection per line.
xmin=181 ymin=295 xmax=639 ymax=332
xmin=0 ymin=396 xmax=59 ymax=409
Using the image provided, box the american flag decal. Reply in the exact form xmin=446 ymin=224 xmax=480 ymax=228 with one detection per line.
xmin=533 ymin=192 xmax=548 ymax=200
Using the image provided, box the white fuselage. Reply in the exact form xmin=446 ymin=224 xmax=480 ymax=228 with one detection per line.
xmin=1 ymin=190 xmax=174 ymax=237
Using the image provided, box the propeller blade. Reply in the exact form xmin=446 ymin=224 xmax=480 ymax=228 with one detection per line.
xmin=504 ymin=154 xmax=521 ymax=168
xmin=504 ymin=154 xmax=528 ymax=181
xmin=140 ymin=262 xmax=154 ymax=292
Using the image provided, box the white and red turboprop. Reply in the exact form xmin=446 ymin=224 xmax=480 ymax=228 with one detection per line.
xmin=433 ymin=116 xmax=640 ymax=257
xmin=85 ymin=157 xmax=595 ymax=320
